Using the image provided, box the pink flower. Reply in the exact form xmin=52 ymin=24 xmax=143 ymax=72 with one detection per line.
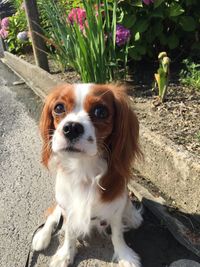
xmin=143 ymin=0 xmax=154 ymax=5
xmin=0 ymin=28 xmax=8 ymax=39
xmin=68 ymin=8 xmax=86 ymax=27
xmin=1 ymin=17 xmax=9 ymax=29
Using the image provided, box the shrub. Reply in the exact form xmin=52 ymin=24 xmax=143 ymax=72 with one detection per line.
xmin=1 ymin=0 xmax=31 ymax=54
xmin=118 ymin=0 xmax=200 ymax=61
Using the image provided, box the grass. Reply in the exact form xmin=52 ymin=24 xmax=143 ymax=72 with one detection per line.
xmin=179 ymin=59 xmax=200 ymax=91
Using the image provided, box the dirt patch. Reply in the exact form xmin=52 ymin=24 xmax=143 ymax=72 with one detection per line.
xmin=129 ymin=84 xmax=200 ymax=159
xmin=20 ymin=54 xmax=200 ymax=158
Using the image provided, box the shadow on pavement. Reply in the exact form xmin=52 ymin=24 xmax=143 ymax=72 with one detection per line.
xmin=127 ymin=206 xmax=200 ymax=267
xmin=34 ymin=203 xmax=200 ymax=267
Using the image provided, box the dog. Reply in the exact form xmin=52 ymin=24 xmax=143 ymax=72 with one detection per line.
xmin=32 ymin=83 xmax=143 ymax=267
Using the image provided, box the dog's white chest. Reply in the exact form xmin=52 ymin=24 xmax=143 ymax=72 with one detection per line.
xmin=55 ymin=156 xmax=109 ymax=235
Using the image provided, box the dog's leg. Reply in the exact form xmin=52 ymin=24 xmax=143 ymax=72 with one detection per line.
xmin=50 ymin=222 xmax=77 ymax=267
xmin=111 ymin=210 xmax=141 ymax=267
xmin=32 ymin=205 xmax=62 ymax=251
xmin=122 ymin=198 xmax=143 ymax=231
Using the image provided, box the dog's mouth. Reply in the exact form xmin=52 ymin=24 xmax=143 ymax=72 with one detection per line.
xmin=65 ymin=146 xmax=83 ymax=153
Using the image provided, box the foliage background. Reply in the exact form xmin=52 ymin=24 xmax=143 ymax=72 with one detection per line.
xmin=2 ymin=0 xmax=200 ymax=64
xmin=118 ymin=0 xmax=200 ymax=61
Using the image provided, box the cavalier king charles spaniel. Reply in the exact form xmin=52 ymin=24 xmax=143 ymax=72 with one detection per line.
xmin=32 ymin=83 xmax=143 ymax=267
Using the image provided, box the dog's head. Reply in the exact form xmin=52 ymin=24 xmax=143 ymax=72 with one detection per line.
xmin=40 ymin=83 xmax=140 ymax=189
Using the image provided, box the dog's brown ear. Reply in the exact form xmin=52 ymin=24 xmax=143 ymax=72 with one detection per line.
xmin=99 ymin=84 xmax=142 ymax=202
xmin=109 ymin=84 xmax=141 ymax=180
xmin=40 ymin=96 xmax=55 ymax=167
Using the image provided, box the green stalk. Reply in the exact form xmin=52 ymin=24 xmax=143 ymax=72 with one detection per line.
xmin=39 ymin=0 xmax=124 ymax=83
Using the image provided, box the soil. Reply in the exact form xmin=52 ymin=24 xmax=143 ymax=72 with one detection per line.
xmin=129 ymin=84 xmax=200 ymax=159
xmin=20 ymin=54 xmax=200 ymax=158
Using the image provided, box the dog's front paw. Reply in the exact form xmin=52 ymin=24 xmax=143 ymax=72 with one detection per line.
xmin=114 ymin=246 xmax=141 ymax=267
xmin=118 ymin=259 xmax=141 ymax=267
xmin=50 ymin=246 xmax=76 ymax=267
xmin=32 ymin=228 xmax=51 ymax=251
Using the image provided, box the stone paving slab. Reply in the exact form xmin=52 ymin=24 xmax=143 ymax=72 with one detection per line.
xmin=169 ymin=259 xmax=200 ymax=267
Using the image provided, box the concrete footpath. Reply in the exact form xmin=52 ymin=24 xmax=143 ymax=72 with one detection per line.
xmin=0 ymin=61 xmax=200 ymax=267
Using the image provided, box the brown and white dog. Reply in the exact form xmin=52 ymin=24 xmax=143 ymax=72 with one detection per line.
xmin=32 ymin=83 xmax=143 ymax=267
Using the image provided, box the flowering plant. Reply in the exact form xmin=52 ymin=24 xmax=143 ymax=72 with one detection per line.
xmin=68 ymin=8 xmax=86 ymax=30
xmin=118 ymin=0 xmax=200 ymax=61
xmin=1 ymin=0 xmax=31 ymax=54
xmin=40 ymin=0 xmax=130 ymax=82
xmin=0 ymin=17 xmax=9 ymax=39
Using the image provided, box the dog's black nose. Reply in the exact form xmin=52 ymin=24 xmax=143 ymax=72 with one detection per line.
xmin=63 ymin=122 xmax=84 ymax=141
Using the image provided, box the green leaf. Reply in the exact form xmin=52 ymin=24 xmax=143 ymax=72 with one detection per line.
xmin=169 ymin=3 xmax=185 ymax=17
xmin=129 ymin=47 xmax=142 ymax=60
xmin=179 ymin=16 xmax=196 ymax=32
xmin=153 ymin=22 xmax=163 ymax=36
xmin=154 ymin=0 xmax=165 ymax=8
xmin=160 ymin=33 xmax=167 ymax=45
xmin=185 ymin=0 xmax=197 ymax=6
xmin=117 ymin=10 xmax=124 ymax=23
xmin=132 ymin=0 xmax=143 ymax=8
xmin=144 ymin=30 xmax=155 ymax=43
xmin=151 ymin=9 xmax=164 ymax=18
xmin=122 ymin=15 xmax=136 ymax=28
xmin=136 ymin=45 xmax=146 ymax=55
xmin=135 ymin=19 xmax=149 ymax=33
xmin=168 ymin=34 xmax=179 ymax=49
xmin=191 ymin=42 xmax=200 ymax=50
xmin=135 ymin=32 xmax=140 ymax=41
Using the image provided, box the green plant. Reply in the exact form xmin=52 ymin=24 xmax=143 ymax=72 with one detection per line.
xmin=179 ymin=59 xmax=200 ymax=90
xmin=3 ymin=0 xmax=31 ymax=53
xmin=40 ymin=0 xmax=129 ymax=83
xmin=154 ymin=51 xmax=170 ymax=102
xmin=117 ymin=0 xmax=200 ymax=61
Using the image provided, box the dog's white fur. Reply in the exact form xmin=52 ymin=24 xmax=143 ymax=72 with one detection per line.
xmin=32 ymin=84 xmax=143 ymax=267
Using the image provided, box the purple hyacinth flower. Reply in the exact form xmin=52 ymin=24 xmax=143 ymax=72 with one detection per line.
xmin=116 ymin=24 xmax=131 ymax=47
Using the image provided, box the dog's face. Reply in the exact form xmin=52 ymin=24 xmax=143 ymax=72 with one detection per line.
xmin=50 ymin=84 xmax=115 ymax=157
xmin=40 ymin=83 xmax=140 ymax=181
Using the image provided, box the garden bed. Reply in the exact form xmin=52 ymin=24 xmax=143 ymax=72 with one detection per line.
xmin=131 ymin=84 xmax=200 ymax=158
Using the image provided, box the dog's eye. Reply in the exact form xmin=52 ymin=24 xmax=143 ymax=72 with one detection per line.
xmin=54 ymin=103 xmax=65 ymax=114
xmin=92 ymin=105 xmax=109 ymax=119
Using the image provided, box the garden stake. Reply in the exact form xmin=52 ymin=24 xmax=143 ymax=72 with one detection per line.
xmin=154 ymin=52 xmax=170 ymax=103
